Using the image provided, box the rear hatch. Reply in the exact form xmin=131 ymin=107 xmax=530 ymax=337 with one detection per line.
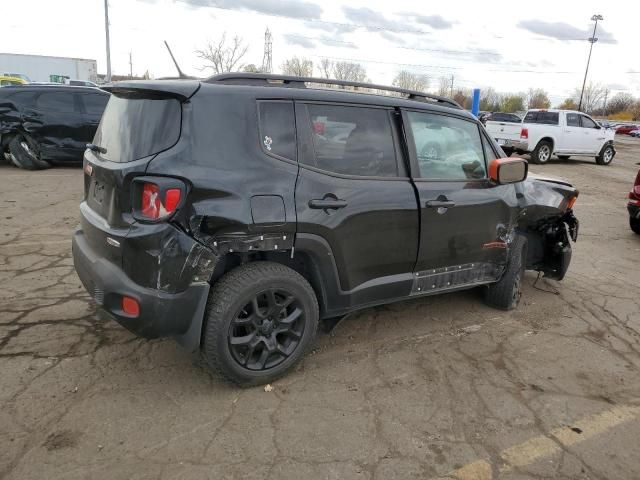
xmin=81 ymin=81 xmax=199 ymax=259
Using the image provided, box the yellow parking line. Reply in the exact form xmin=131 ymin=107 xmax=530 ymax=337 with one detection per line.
xmin=442 ymin=404 xmax=640 ymax=479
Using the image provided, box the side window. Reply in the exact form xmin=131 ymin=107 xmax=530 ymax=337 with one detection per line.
xmin=36 ymin=92 xmax=75 ymax=113
xmin=566 ymin=113 xmax=581 ymax=127
xmin=406 ymin=111 xmax=487 ymax=180
xmin=258 ymin=101 xmax=296 ymax=161
xmin=82 ymin=93 xmax=109 ymax=115
xmin=580 ymin=115 xmax=597 ymax=129
xmin=8 ymin=92 xmax=34 ymax=107
xmin=305 ymin=104 xmax=398 ymax=177
xmin=482 ymin=134 xmax=499 ymax=162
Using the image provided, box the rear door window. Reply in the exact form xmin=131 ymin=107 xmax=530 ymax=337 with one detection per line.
xmin=304 ymin=104 xmax=398 ymax=177
xmin=92 ymin=92 xmax=181 ymax=162
xmin=523 ymin=111 xmax=559 ymax=125
xmin=258 ymin=101 xmax=296 ymax=161
xmin=406 ymin=111 xmax=487 ymax=180
xmin=36 ymin=91 xmax=76 ymax=113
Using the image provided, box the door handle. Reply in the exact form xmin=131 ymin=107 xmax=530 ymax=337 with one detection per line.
xmin=309 ymin=199 xmax=348 ymax=209
xmin=426 ymin=200 xmax=455 ymax=208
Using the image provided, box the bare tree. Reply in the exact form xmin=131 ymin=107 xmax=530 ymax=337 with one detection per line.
xmin=332 ymin=61 xmax=368 ymax=82
xmin=392 ymin=71 xmax=429 ymax=92
xmin=453 ymin=89 xmax=472 ymax=109
xmin=319 ymin=59 xmax=333 ymax=79
xmin=526 ymin=88 xmax=551 ymax=109
xmin=573 ymin=83 xmax=607 ymax=114
xmin=437 ymin=76 xmax=451 ymax=97
xmin=606 ymin=92 xmax=635 ymax=115
xmin=195 ymin=33 xmax=248 ymax=74
xmin=281 ymin=57 xmax=313 ymax=77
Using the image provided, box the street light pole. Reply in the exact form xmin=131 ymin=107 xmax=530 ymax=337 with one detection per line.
xmin=104 ymin=0 xmax=112 ymax=82
xmin=578 ymin=14 xmax=603 ymax=112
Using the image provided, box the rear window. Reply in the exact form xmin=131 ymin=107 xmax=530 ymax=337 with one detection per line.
xmin=92 ymin=92 xmax=181 ymax=162
xmin=524 ymin=111 xmax=559 ymax=125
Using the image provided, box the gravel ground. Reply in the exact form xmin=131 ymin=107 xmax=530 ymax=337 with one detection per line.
xmin=1 ymin=137 xmax=640 ymax=480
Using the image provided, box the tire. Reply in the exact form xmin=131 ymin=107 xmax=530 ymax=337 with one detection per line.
xmin=484 ymin=235 xmax=527 ymax=310
xmin=596 ymin=144 xmax=615 ymax=166
xmin=530 ymin=140 xmax=552 ymax=164
xmin=8 ymin=136 xmax=51 ymax=170
xmin=631 ymin=217 xmax=640 ymax=235
xmin=558 ymin=155 xmax=570 ymax=161
xmin=201 ymin=261 xmax=319 ymax=386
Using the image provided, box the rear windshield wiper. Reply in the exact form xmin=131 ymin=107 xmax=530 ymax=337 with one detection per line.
xmin=86 ymin=143 xmax=107 ymax=154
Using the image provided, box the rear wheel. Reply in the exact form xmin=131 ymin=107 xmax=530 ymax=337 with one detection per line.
xmin=484 ymin=236 xmax=527 ymax=310
xmin=531 ymin=140 xmax=552 ymax=164
xmin=631 ymin=217 xmax=640 ymax=235
xmin=8 ymin=136 xmax=51 ymax=170
xmin=202 ymin=262 xmax=319 ymax=386
xmin=596 ymin=144 xmax=614 ymax=165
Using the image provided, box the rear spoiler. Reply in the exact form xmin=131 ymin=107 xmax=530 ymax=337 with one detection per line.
xmin=101 ymin=80 xmax=200 ymax=102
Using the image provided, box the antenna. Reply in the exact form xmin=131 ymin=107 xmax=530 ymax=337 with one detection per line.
xmin=164 ymin=40 xmax=193 ymax=79
xmin=261 ymin=28 xmax=273 ymax=74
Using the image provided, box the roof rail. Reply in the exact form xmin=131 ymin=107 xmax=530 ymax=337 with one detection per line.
xmin=205 ymin=73 xmax=461 ymax=109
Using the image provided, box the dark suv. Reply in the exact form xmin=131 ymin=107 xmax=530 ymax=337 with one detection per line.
xmin=72 ymin=74 xmax=579 ymax=385
xmin=0 ymin=85 xmax=109 ymax=169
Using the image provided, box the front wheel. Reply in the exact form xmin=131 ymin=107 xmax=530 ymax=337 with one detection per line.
xmin=484 ymin=236 xmax=527 ymax=310
xmin=201 ymin=262 xmax=319 ymax=386
xmin=596 ymin=144 xmax=615 ymax=165
xmin=631 ymin=217 xmax=640 ymax=235
xmin=531 ymin=140 xmax=552 ymax=164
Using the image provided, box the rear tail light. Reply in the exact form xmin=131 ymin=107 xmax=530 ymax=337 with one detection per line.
xmin=122 ymin=296 xmax=140 ymax=317
xmin=520 ymin=128 xmax=529 ymax=139
xmin=133 ymin=177 xmax=186 ymax=222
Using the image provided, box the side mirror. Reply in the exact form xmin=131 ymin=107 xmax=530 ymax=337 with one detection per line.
xmin=489 ymin=157 xmax=528 ymax=184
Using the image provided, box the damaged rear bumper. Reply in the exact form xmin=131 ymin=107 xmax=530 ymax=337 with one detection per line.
xmin=72 ymin=221 xmax=212 ymax=352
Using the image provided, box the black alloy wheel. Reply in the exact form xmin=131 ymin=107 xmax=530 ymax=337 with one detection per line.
xmin=228 ymin=288 xmax=306 ymax=371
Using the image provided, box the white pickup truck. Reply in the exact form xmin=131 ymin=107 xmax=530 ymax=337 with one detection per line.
xmin=484 ymin=112 xmax=523 ymax=157
xmin=508 ymin=109 xmax=616 ymax=165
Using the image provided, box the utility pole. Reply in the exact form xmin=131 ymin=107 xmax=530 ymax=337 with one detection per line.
xmin=450 ymin=74 xmax=454 ymax=97
xmin=603 ymin=89 xmax=609 ymax=117
xmin=578 ymin=14 xmax=603 ymax=112
xmin=129 ymin=51 xmax=133 ymax=78
xmin=104 ymin=0 xmax=112 ymax=82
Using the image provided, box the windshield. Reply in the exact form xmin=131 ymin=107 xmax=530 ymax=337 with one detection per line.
xmin=92 ymin=92 xmax=181 ymax=163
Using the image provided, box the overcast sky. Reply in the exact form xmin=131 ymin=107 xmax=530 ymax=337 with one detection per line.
xmin=4 ymin=0 xmax=640 ymax=103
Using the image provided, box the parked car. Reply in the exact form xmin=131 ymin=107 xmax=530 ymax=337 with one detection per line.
xmin=0 ymin=75 xmax=26 ymax=86
xmin=0 ymin=85 xmax=109 ymax=169
xmin=513 ymin=109 xmax=616 ymax=165
xmin=629 ymin=169 xmax=640 ymax=234
xmin=629 ymin=129 xmax=640 ymax=138
xmin=615 ymin=124 xmax=639 ymax=135
xmin=2 ymin=72 xmax=30 ymax=83
xmin=72 ymin=74 xmax=579 ymax=385
xmin=484 ymin=113 xmax=523 ymax=156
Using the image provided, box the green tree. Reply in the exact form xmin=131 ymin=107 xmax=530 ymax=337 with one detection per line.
xmin=501 ymin=94 xmax=525 ymax=113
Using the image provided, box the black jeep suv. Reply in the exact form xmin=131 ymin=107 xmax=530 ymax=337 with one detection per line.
xmin=72 ymin=74 xmax=579 ymax=385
